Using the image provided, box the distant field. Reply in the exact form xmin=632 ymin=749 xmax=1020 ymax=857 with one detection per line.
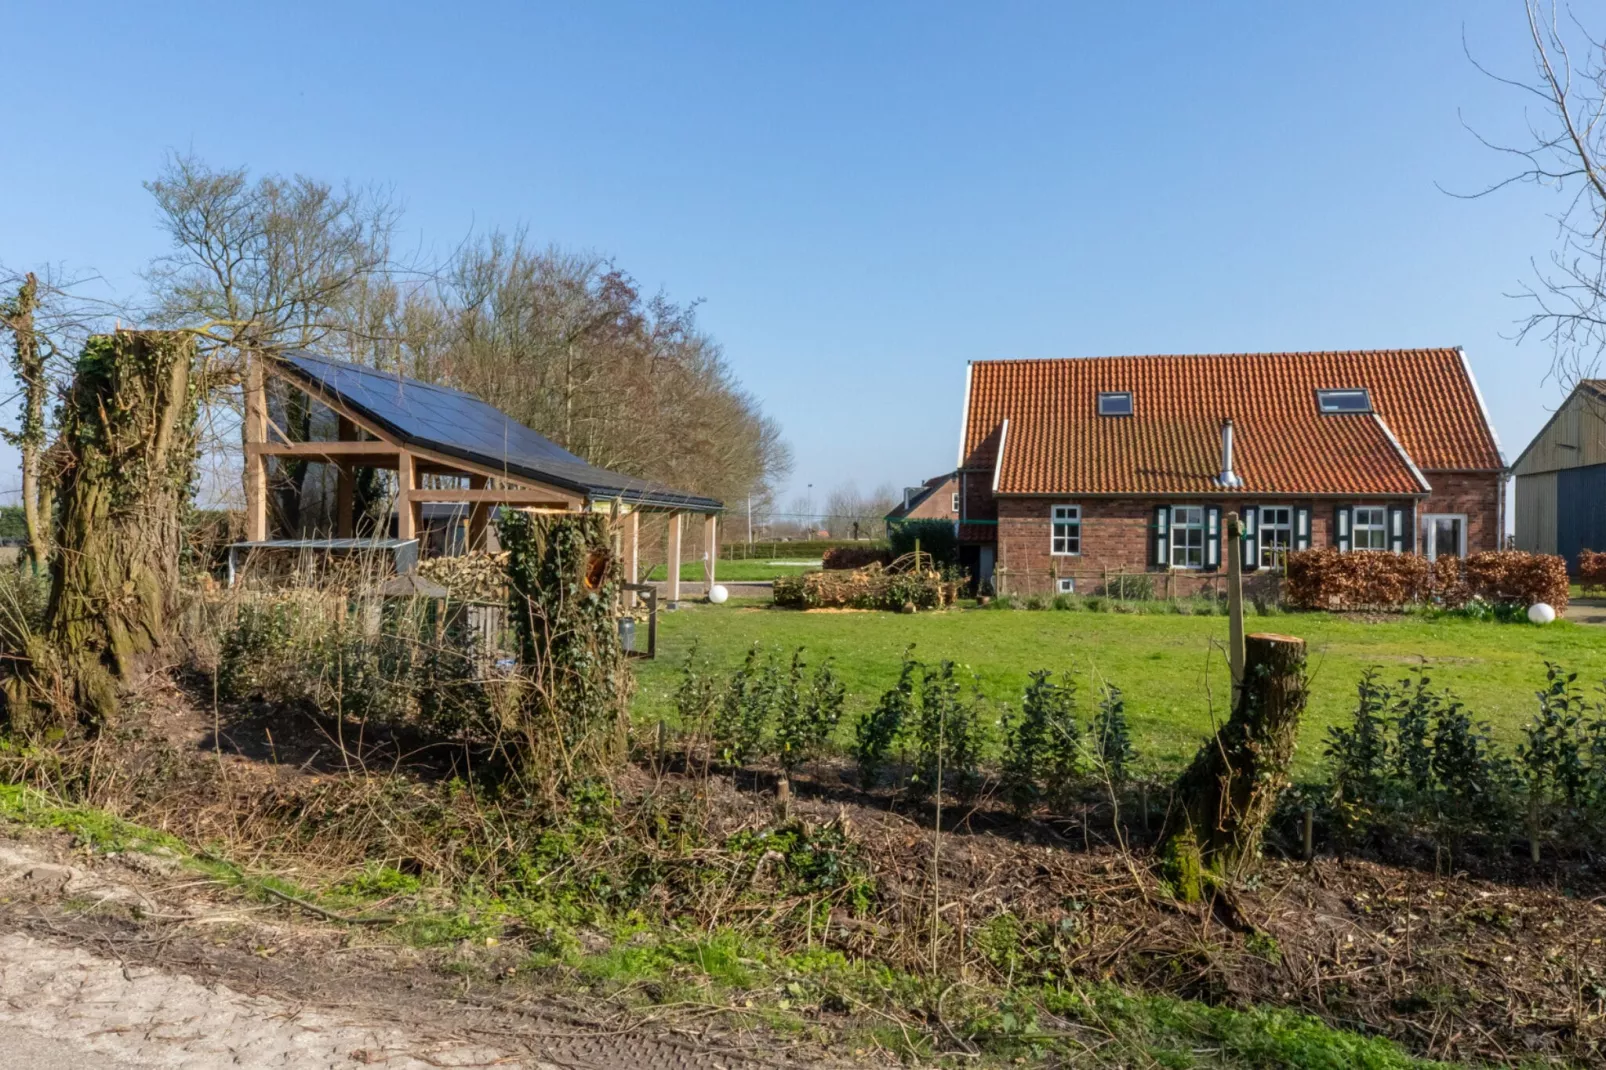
xmin=631 ymin=603 xmax=1606 ymax=773
xmin=642 ymin=559 xmax=820 ymax=582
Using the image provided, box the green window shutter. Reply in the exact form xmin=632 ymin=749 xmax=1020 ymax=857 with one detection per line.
xmin=1388 ymin=506 xmax=1406 ymax=554
xmin=1241 ymin=506 xmax=1259 ymax=572
xmin=1335 ymin=505 xmax=1353 ymax=552
xmin=1153 ymin=505 xmax=1170 ymax=566
xmin=1295 ymin=506 xmax=1311 ymax=551
xmin=1205 ymin=505 xmax=1222 ymax=571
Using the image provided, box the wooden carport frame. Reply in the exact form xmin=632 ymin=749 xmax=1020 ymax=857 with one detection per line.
xmin=242 ymin=356 xmax=719 ymax=603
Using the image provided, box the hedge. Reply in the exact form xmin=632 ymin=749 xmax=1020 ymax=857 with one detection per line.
xmin=821 ymin=546 xmax=893 ymax=570
xmin=1284 ymin=549 xmax=1568 ymax=612
xmin=1580 ymin=550 xmax=1606 ymax=596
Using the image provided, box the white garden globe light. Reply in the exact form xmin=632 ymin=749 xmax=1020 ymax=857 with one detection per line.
xmin=1528 ymin=602 xmax=1557 ymax=625
xmin=708 ymin=584 xmax=729 ymax=605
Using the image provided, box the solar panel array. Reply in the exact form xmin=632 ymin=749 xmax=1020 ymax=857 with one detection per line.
xmin=278 ymin=352 xmax=721 ymax=511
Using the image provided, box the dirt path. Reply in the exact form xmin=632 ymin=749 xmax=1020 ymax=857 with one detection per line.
xmin=0 ymin=835 xmax=811 ymax=1070
xmin=1565 ymin=596 xmax=1606 ymax=625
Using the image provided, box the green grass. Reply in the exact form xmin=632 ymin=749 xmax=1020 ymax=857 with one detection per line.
xmin=642 ymin=559 xmax=821 ymax=582
xmin=632 ymin=604 xmax=1606 ymax=772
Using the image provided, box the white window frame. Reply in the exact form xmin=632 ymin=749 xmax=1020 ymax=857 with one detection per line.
xmin=1050 ymin=504 xmax=1081 ymax=556
xmin=1097 ymin=391 xmax=1133 ymax=416
xmin=1057 ymin=577 xmax=1075 ymax=594
xmin=1352 ymin=505 xmax=1388 ymax=551
xmin=1259 ymin=505 xmax=1293 ymax=569
xmin=1316 ymin=388 xmax=1373 ymax=413
xmin=1422 ymin=513 xmax=1467 ymax=561
xmin=951 ymin=492 xmax=959 ymax=513
xmin=1170 ymin=505 xmax=1206 ymax=569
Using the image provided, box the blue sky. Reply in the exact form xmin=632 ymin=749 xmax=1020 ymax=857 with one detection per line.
xmin=0 ymin=1 xmax=1579 ymax=510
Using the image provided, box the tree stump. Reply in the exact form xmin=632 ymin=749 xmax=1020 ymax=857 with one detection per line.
xmin=1160 ymin=633 xmax=1307 ymax=900
xmin=5 ymin=331 xmax=196 ymax=729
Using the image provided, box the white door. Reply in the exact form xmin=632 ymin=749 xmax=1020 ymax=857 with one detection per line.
xmin=1422 ymin=514 xmax=1466 ymax=561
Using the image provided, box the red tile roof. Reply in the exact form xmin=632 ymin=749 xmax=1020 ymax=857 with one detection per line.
xmin=962 ymin=350 xmax=1502 ymax=497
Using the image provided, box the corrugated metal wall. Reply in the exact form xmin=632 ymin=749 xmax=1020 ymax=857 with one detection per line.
xmin=1557 ymin=463 xmax=1606 ymax=568
xmin=1514 ymin=471 xmax=1557 ymax=554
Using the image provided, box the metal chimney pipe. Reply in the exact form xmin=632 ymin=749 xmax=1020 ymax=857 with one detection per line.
xmin=1217 ymin=418 xmax=1243 ymax=488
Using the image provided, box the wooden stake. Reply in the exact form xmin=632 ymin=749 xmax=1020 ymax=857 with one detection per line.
xmin=1226 ymin=512 xmax=1246 ymax=693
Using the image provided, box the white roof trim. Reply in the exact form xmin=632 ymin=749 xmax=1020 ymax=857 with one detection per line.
xmin=956 ymin=362 xmax=974 ymax=469
xmin=1372 ymin=412 xmax=1432 ymax=494
xmin=991 ymin=418 xmax=1009 ymax=494
xmin=1456 ymin=346 xmax=1505 ymax=468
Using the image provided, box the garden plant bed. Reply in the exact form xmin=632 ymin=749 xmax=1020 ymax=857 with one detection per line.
xmin=3 ymin=679 xmax=1602 ymax=1068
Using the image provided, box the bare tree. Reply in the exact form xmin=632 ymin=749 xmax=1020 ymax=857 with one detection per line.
xmin=1461 ymin=2 xmax=1606 ymax=387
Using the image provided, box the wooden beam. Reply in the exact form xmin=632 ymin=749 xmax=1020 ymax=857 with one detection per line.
xmin=704 ymin=514 xmax=718 ymax=589
xmin=248 ymin=440 xmax=399 ymax=457
xmin=467 ymin=475 xmax=488 ymax=551
xmin=336 ymin=416 xmax=356 ymax=539
xmin=244 ymin=354 xmax=268 ymax=541
xmin=397 ymin=451 xmax=417 ymax=542
xmin=403 ymin=488 xmax=572 ymax=506
xmin=666 ymin=512 xmax=682 ymax=605
xmin=623 ymin=511 xmax=640 ymax=608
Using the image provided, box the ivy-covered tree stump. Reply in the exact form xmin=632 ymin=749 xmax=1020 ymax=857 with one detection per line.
xmin=5 ymin=331 xmax=197 ymax=729
xmin=501 ymin=509 xmax=630 ymax=789
xmin=1160 ymin=633 xmax=1307 ymax=901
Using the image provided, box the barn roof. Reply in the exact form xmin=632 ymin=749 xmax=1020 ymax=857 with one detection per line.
xmin=276 ymin=352 xmax=722 ymax=512
xmin=960 ymin=349 xmax=1502 ymax=497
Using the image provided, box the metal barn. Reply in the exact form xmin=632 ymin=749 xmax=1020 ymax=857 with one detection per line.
xmin=1512 ymin=379 xmax=1606 ymax=570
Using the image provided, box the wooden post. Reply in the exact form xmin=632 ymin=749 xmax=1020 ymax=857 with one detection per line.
xmin=1160 ymin=632 xmax=1308 ymax=900
xmin=396 ymin=451 xmax=417 ymax=542
xmin=1226 ymin=512 xmax=1245 ymax=691
xmin=467 ymin=475 xmax=488 ymax=550
xmin=243 ymin=354 xmax=268 ymax=541
xmin=623 ymin=510 xmax=640 ymax=608
xmin=704 ymin=513 xmax=718 ymax=589
xmin=335 ymin=415 xmax=356 ymax=539
xmin=666 ymin=511 xmax=683 ymax=605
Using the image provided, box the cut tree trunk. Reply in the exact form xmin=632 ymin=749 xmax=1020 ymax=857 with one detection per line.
xmin=1159 ymin=632 xmax=1307 ymax=901
xmin=2 ymin=273 xmax=51 ymax=570
xmin=6 ymin=330 xmax=196 ymax=729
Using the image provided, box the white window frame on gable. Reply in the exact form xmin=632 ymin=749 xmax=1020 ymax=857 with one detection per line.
xmin=1170 ymin=505 xmax=1206 ymax=569
xmin=1097 ymin=391 xmax=1133 ymax=416
xmin=951 ymin=492 xmax=959 ymax=513
xmin=1050 ymin=504 xmax=1081 ymax=556
xmin=1351 ymin=505 xmax=1388 ymax=550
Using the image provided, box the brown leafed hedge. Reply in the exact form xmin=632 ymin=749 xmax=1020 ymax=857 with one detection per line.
xmin=1284 ymin=549 xmax=1568 ymax=612
xmin=1579 ymin=550 xmax=1606 ymax=595
xmin=821 ymin=546 xmax=893 ymax=570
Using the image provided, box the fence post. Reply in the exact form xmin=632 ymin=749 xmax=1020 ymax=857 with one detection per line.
xmin=1226 ymin=512 xmax=1245 ymax=693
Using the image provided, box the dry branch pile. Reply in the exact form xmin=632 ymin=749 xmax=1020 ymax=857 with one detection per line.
xmin=1285 ymin=549 xmax=1569 ymax=611
xmin=820 ymin=546 xmax=892 ymax=570
xmin=773 ymin=559 xmax=956 ymax=611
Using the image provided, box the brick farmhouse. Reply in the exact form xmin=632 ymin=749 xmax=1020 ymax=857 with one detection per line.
xmin=885 ymin=472 xmax=960 ymax=524
xmin=954 ymin=350 xmax=1506 ymax=597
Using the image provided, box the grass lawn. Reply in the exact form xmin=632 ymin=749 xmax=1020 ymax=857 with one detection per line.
xmin=641 ymin=560 xmax=821 ymax=582
xmin=631 ymin=604 xmax=1606 ymax=774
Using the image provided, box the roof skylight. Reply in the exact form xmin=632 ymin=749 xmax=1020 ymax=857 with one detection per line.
xmin=1316 ymin=388 xmax=1372 ymax=414
xmin=1098 ymin=391 xmax=1134 ymax=416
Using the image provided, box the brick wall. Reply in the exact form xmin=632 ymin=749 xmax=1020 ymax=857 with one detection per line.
xmin=1420 ymin=471 xmax=1503 ymax=553
xmin=991 ymin=495 xmax=1423 ymax=598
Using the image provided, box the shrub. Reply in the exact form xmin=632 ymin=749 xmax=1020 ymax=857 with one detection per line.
xmin=1461 ymin=551 xmax=1570 ymax=611
xmin=1000 ymin=670 xmax=1082 ymax=812
xmin=854 ymin=649 xmax=917 ymax=787
xmin=821 ymin=546 xmax=892 ymax=570
xmin=712 ymin=645 xmax=775 ymax=767
xmin=1580 ymin=549 xmax=1606 ymax=595
xmin=887 ymin=519 xmax=960 ymax=567
xmin=1098 ymin=573 xmax=1154 ymax=600
xmin=908 ymin=660 xmax=986 ymax=802
xmin=773 ymin=651 xmax=846 ymax=787
xmin=1091 ymin=684 xmax=1136 ymax=783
